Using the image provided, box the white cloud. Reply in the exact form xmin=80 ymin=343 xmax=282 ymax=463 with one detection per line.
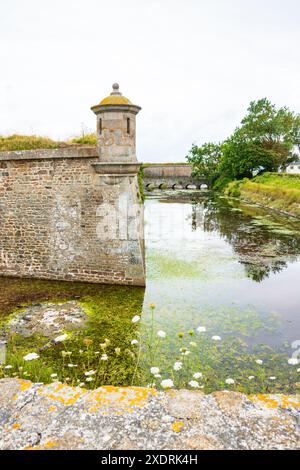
xmin=0 ymin=0 xmax=299 ymax=162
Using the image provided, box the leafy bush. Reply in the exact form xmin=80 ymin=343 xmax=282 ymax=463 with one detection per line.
xmin=212 ymin=175 xmax=232 ymax=191
xmin=225 ymin=180 xmax=243 ymax=198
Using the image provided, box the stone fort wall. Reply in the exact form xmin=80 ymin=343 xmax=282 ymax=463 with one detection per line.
xmin=0 ymin=146 xmax=145 ymax=286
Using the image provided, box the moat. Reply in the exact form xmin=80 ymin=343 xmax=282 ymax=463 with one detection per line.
xmin=1 ymin=191 xmax=300 ymax=394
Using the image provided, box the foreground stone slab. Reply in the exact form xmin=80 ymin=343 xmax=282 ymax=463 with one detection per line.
xmin=0 ymin=379 xmax=299 ymax=450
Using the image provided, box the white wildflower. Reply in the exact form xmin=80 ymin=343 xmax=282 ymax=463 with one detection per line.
xmin=23 ymin=352 xmax=39 ymax=361
xmin=225 ymin=378 xmax=235 ymax=385
xmin=248 ymin=376 xmax=255 ymax=380
xmin=131 ymin=339 xmax=138 ymax=345
xmin=161 ymin=379 xmax=174 ymax=389
xmin=288 ymin=358 xmax=299 ymax=365
xmin=188 ymin=380 xmax=200 ymax=388
xmin=50 ymin=373 xmax=58 ymax=378
xmin=197 ymin=326 xmax=206 ymax=333
xmin=150 ymin=367 xmax=160 ymax=375
xmin=132 ymin=315 xmax=140 ymax=323
xmin=180 ymin=348 xmax=190 ymax=356
xmin=86 ymin=377 xmax=94 ymax=382
xmin=193 ymin=372 xmax=202 ymax=379
xmin=212 ymin=335 xmax=221 ymax=341
xmin=157 ymin=330 xmax=166 ymax=338
xmin=256 ymin=359 xmax=263 ymax=365
xmin=84 ymin=370 xmax=96 ymax=376
xmin=269 ymin=376 xmax=276 ymax=380
xmin=101 ymin=354 xmax=108 ymax=361
xmin=4 ymin=365 xmax=13 ymax=369
xmin=54 ymin=333 xmax=68 ymax=343
xmin=173 ymin=361 xmax=183 ymax=371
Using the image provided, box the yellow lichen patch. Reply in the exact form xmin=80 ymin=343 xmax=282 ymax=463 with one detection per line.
xmin=48 ymin=405 xmax=57 ymax=412
xmin=249 ymin=394 xmax=300 ymax=409
xmin=17 ymin=379 xmax=32 ymax=392
xmin=27 ymin=383 xmax=156 ymax=413
xmin=84 ymin=386 xmax=156 ymax=414
xmin=12 ymin=423 xmax=21 ymax=430
xmin=24 ymin=439 xmax=57 ymax=451
xmin=37 ymin=383 xmax=84 ymax=406
xmin=43 ymin=440 xmax=57 ymax=449
xmin=172 ymin=421 xmax=185 ymax=433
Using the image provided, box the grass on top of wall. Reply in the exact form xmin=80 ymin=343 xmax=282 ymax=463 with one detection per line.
xmin=0 ymin=133 xmax=97 ymax=151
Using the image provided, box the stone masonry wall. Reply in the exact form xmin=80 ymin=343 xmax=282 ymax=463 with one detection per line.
xmin=0 ymin=146 xmax=145 ymax=286
xmin=143 ymin=164 xmax=208 ymax=188
xmin=143 ymin=164 xmax=192 ymax=178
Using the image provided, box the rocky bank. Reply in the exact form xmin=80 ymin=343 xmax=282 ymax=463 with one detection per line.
xmin=0 ymin=378 xmax=299 ymax=450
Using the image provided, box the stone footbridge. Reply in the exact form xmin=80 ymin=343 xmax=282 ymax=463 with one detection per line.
xmin=143 ymin=164 xmax=208 ymax=190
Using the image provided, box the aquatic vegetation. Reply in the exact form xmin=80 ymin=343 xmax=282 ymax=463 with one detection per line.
xmin=0 ymin=300 xmax=299 ymax=394
xmin=0 ymin=279 xmax=145 ymax=388
xmin=146 ymin=251 xmax=203 ymax=279
xmin=1 ymin=192 xmax=300 ymax=395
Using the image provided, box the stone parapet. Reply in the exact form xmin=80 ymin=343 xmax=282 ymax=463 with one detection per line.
xmin=0 ymin=146 xmax=98 ymax=161
xmin=0 ymin=379 xmax=299 ymax=450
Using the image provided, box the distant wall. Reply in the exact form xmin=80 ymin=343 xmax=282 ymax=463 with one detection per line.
xmin=143 ymin=164 xmax=207 ymax=188
xmin=0 ymin=146 xmax=145 ymax=286
xmin=143 ymin=164 xmax=192 ymax=178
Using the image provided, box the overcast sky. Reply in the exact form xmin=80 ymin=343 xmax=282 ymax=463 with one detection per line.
xmin=1 ymin=0 xmax=299 ymax=162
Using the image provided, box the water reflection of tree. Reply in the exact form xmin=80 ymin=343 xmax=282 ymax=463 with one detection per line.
xmin=191 ymin=196 xmax=300 ymax=282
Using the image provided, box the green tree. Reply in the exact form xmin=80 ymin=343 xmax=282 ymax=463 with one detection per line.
xmin=220 ymin=132 xmax=276 ymax=179
xmin=221 ymin=99 xmax=300 ymax=179
xmin=186 ymin=142 xmax=222 ymax=183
